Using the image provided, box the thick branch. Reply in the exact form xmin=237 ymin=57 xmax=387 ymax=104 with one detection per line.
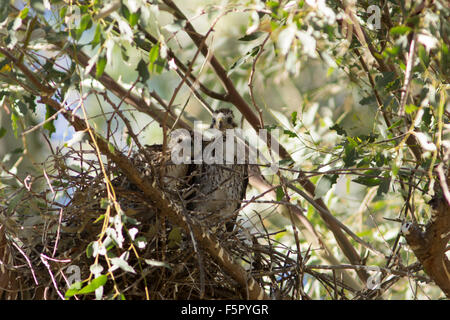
xmin=403 ymin=199 xmax=450 ymax=297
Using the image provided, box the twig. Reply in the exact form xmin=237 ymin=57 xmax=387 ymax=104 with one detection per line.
xmin=398 ymin=34 xmax=417 ymax=116
xmin=40 ymin=254 xmax=65 ymax=300
xmin=11 ymin=242 xmax=38 ymax=286
xmin=248 ymin=33 xmax=271 ymax=128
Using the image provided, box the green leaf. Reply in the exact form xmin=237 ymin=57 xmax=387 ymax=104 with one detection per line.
xmin=79 ymin=14 xmax=91 ymax=32
xmin=148 ymin=44 xmax=159 ymax=72
xmin=136 ymin=59 xmax=149 ymax=82
xmin=74 ymin=275 xmax=107 ymax=296
xmin=43 ymin=105 xmax=56 ymax=135
xmin=59 ymin=6 xmax=67 ymax=19
xmin=330 ymin=123 xmax=346 ymax=136
xmin=0 ymin=127 xmax=6 ymax=139
xmin=239 ymin=31 xmax=264 ymax=41
xmin=91 ymin=24 xmax=102 ymax=48
xmin=291 ymin=111 xmax=298 ymax=126
xmin=228 ymin=56 xmax=248 ymax=75
xmin=276 ymin=187 xmax=284 ymax=202
xmin=314 ymin=174 xmax=338 ymax=199
xmin=374 ymin=152 xmax=386 ymax=167
xmin=264 ymin=124 xmax=278 ymax=132
xmin=96 ymin=56 xmax=107 ymax=78
xmin=387 ymin=119 xmax=403 ymax=131
xmin=390 ymin=25 xmax=412 ymax=36
xmin=352 ymin=171 xmax=382 ymax=187
xmin=352 ymin=176 xmax=380 ymax=187
xmin=65 ymin=281 xmax=82 ymax=298
xmin=149 ymin=44 xmax=159 ymax=63
xmin=343 ymin=138 xmax=358 ymax=166
xmin=375 ymin=71 xmax=396 ymax=88
xmin=418 ymin=45 xmax=430 ymax=68
xmin=384 ymin=45 xmax=400 ymax=57
xmin=11 ymin=112 xmax=19 ymax=138
xmin=422 ymin=107 xmax=432 ymax=127
xmin=86 ymin=242 xmax=94 ymax=258
xmin=283 ymin=129 xmax=298 ymax=138
xmin=19 ymin=7 xmax=29 ymax=19
xmin=377 ymin=175 xmax=391 ymax=196
xmin=279 ymin=158 xmax=294 ymax=167
xmin=23 ymin=95 xmax=36 ymax=113
xmin=168 ymin=227 xmax=182 ymax=248
xmin=121 ymin=3 xmax=131 ymax=19
xmin=404 ymin=104 xmax=418 ymax=114
xmin=128 ymin=11 xmax=140 ymax=27
xmin=75 ymin=14 xmax=92 ymax=40
xmin=228 ymin=46 xmax=261 ymax=76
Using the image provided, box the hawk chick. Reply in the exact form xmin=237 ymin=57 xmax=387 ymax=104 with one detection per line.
xmin=188 ymin=108 xmax=248 ymax=232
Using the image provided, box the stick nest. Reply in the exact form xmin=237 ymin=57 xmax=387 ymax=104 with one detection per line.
xmin=0 ymin=144 xmax=306 ymax=300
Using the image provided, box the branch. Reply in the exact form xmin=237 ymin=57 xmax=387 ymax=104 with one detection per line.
xmin=161 ymin=0 xmax=287 ymax=156
xmin=248 ymin=166 xmax=365 ymax=290
xmin=65 ymin=46 xmax=191 ymax=131
xmin=402 ymin=198 xmax=450 ymax=297
xmin=136 ymin=25 xmax=229 ymax=102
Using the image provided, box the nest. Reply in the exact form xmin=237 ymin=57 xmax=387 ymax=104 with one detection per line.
xmin=0 ymin=144 xmax=310 ymax=300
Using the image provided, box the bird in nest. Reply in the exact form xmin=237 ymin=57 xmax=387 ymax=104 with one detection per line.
xmin=133 ymin=108 xmax=249 ymax=233
xmin=119 ymin=129 xmax=193 ymax=193
xmin=186 ymin=108 xmax=249 ymax=232
xmin=129 ymin=108 xmax=248 ymax=233
xmin=67 ymin=108 xmax=248 ymax=233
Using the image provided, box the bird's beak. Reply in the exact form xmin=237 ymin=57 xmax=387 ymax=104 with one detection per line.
xmin=216 ymin=116 xmax=225 ymax=130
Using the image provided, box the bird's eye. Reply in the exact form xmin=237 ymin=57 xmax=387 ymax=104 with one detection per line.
xmin=212 ymin=119 xmax=216 ymax=124
xmin=177 ymin=138 xmax=183 ymax=143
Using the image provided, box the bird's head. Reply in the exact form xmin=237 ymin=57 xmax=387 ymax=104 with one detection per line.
xmin=210 ymin=108 xmax=237 ymax=131
xmin=167 ymin=129 xmax=192 ymax=149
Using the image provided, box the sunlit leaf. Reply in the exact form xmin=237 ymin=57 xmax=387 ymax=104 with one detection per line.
xmin=96 ymin=55 xmax=107 ymax=78
xmin=276 ymin=187 xmax=284 ymax=202
xmin=72 ymin=275 xmax=107 ymax=296
xmin=110 ymin=257 xmax=136 ymax=274
xmin=145 ymin=259 xmax=171 ymax=269
xmin=164 ymin=19 xmax=186 ymax=33
xmin=390 ymin=25 xmax=412 ymax=35
xmin=239 ymin=31 xmax=264 ymax=41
